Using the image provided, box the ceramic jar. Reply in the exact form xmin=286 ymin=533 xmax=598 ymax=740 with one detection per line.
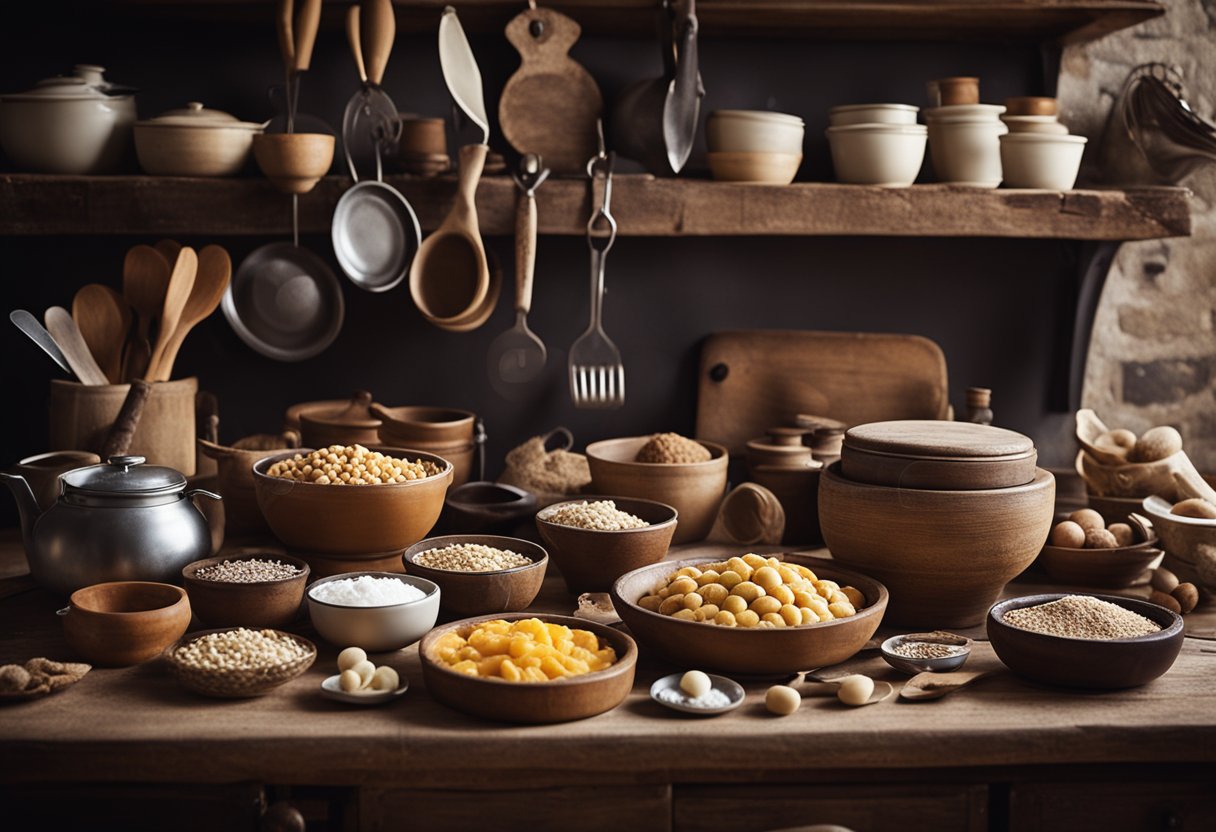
xmin=135 ymin=101 xmax=262 ymax=176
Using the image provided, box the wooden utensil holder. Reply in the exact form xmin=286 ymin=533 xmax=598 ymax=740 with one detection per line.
xmin=49 ymin=377 xmax=199 ymax=475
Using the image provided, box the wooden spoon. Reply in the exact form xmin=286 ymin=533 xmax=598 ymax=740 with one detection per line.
xmin=44 ymin=307 xmax=109 ymax=386
xmin=900 ymin=670 xmax=995 ymax=701
xmin=145 ymin=246 xmax=198 ymax=382
xmin=72 ymin=284 xmax=131 ymax=384
xmin=149 ymin=245 xmax=231 ymax=382
xmin=123 ymin=245 xmax=170 ymax=381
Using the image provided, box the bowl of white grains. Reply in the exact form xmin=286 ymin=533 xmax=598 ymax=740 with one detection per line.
xmin=182 ymin=554 xmax=310 ymax=629
xmin=165 ymin=627 xmax=317 ymax=698
xmin=986 ymin=593 xmax=1184 ymax=689
xmin=402 ymin=536 xmax=548 ymax=617
xmin=306 ymin=572 xmax=440 ymax=651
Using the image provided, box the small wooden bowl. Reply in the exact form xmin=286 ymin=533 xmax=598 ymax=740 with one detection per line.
xmin=611 ymin=558 xmax=887 ymax=675
xmin=252 ymin=133 xmax=335 ymax=195
xmin=419 ymin=612 xmax=637 ymax=723
xmin=181 ymin=554 xmax=310 ymax=628
xmin=1036 ymin=539 xmax=1163 ymax=588
xmin=402 ymin=535 xmax=547 ymax=617
xmin=252 ymin=447 xmax=453 ymax=558
xmin=59 ymin=582 xmax=191 ymax=667
xmin=1004 ymin=96 xmax=1058 ymax=116
xmin=440 ymin=482 xmax=538 ymax=536
xmin=987 ymin=594 xmax=1183 ymax=689
xmin=165 ymin=627 xmax=316 ymax=698
xmin=536 ymin=496 xmax=678 ymax=593
xmin=369 ymin=405 xmax=476 ymax=445
xmin=707 ymin=151 xmax=801 ymax=185
xmin=1076 ymin=449 xmax=1191 ymax=501
xmin=585 ymin=437 xmax=728 ymax=544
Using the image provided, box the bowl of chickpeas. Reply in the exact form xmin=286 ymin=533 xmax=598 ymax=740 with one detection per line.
xmin=419 ymin=613 xmax=638 ymax=723
xmin=252 ymin=445 xmax=454 ymax=557
xmin=402 ymin=535 xmax=549 ymax=617
xmin=610 ymin=554 xmax=888 ymax=675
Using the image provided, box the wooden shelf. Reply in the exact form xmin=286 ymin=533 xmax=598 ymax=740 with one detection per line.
xmin=118 ymin=1 xmax=1166 ymax=44
xmin=0 ymin=174 xmax=1191 ymax=241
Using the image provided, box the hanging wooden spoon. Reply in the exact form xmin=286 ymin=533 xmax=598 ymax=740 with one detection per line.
xmin=149 ymin=245 xmax=231 ymax=382
xmin=900 ymin=670 xmax=995 ymax=701
xmin=123 ymin=245 xmax=171 ymax=381
xmin=44 ymin=306 xmax=110 ymax=386
xmin=72 ymin=284 xmax=131 ymax=384
xmin=145 ymin=246 xmax=198 ymax=382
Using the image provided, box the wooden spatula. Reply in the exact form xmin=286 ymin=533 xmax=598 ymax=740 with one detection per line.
xmin=72 ymin=284 xmax=131 ymax=384
xmin=145 ymin=246 xmax=198 ymax=382
xmin=44 ymin=306 xmax=109 ymax=386
xmin=123 ymin=245 xmax=171 ymax=381
xmin=149 ymin=245 xmax=231 ymax=382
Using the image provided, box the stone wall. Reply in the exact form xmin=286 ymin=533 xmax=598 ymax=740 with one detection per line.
xmin=1059 ymin=0 xmax=1216 ymax=467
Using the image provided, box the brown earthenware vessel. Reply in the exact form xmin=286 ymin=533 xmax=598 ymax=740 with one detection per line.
xmin=59 ymin=581 xmax=191 ymax=666
xmin=181 ymin=553 xmax=310 ymax=628
xmin=403 ymin=535 xmax=547 ymax=617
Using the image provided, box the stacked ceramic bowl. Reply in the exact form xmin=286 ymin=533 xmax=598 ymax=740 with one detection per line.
xmin=706 ymin=110 xmax=804 ymax=185
xmin=999 ymin=97 xmax=1087 ymax=190
xmin=825 ymin=104 xmax=926 ymax=187
xmin=925 ymin=104 xmax=1007 ymax=187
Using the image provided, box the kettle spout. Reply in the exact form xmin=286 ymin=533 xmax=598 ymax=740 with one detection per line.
xmin=0 ymin=472 xmax=40 ymax=549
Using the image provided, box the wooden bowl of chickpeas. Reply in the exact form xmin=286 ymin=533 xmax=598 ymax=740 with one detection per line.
xmin=252 ymin=446 xmax=454 ymax=557
xmin=610 ymin=555 xmax=888 ymax=675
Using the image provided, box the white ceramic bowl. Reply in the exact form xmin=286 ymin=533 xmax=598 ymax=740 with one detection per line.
xmin=829 ymin=104 xmax=919 ymax=127
xmin=999 ymin=133 xmax=1087 ymax=189
xmin=707 ymin=110 xmax=805 ymax=154
xmin=925 ymin=104 xmax=1007 ymax=122
xmin=928 ymin=119 xmax=1008 ymax=187
xmin=826 ymin=124 xmax=927 ymax=187
xmin=306 ymin=572 xmax=440 ymax=651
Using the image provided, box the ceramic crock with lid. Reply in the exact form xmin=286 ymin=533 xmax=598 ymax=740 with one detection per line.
xmin=135 ymin=101 xmax=263 ymax=176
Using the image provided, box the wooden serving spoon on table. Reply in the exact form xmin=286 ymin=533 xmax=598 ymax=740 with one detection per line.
xmin=44 ymin=306 xmax=109 ymax=386
xmin=72 ymin=284 xmax=131 ymax=384
xmin=148 ymin=245 xmax=231 ymax=382
xmin=145 ymin=246 xmax=198 ymax=382
xmin=900 ymin=669 xmax=995 ymax=701
xmin=122 ymin=245 xmax=171 ymax=381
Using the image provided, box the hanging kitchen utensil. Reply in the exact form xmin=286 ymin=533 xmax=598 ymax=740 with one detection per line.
xmin=149 ymin=245 xmax=232 ymax=382
xmin=341 ymin=0 xmax=402 ymax=181
xmin=610 ymin=0 xmax=703 ymax=176
xmin=276 ymin=0 xmax=322 ymax=134
xmin=44 ymin=307 xmax=109 ymax=386
xmin=569 ymin=146 xmax=624 ymax=409
xmin=122 ymin=244 xmax=170 ymax=381
xmin=71 ymin=284 xmax=130 ymax=384
xmin=439 ymin=6 xmax=489 ymax=145
xmin=499 ymin=4 xmax=602 ymax=174
xmin=488 ymin=154 xmax=550 ymax=393
xmin=9 ymin=309 xmax=75 ymax=378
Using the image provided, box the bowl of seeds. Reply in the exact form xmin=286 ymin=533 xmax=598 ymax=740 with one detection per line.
xmin=987 ymin=593 xmax=1184 ymax=689
xmin=535 ymin=497 xmax=678 ymax=593
xmin=182 ymin=554 xmax=310 ymax=629
xmin=402 ymin=535 xmax=548 ymax=617
xmin=164 ymin=627 xmax=317 ymax=698
xmin=880 ymin=631 xmax=972 ymax=674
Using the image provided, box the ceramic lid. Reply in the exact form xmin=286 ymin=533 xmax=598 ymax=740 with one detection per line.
xmin=844 ymin=421 xmax=1034 ymax=460
xmin=137 ymin=101 xmax=261 ymax=130
xmin=2 ymin=65 xmax=133 ymax=101
xmin=60 ymin=455 xmax=186 ymax=497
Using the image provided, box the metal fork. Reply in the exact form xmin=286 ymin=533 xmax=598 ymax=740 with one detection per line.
xmin=569 ymin=148 xmax=625 ymax=409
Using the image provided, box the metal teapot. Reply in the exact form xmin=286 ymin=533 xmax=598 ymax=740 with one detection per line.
xmin=0 ymin=455 xmax=220 ymax=596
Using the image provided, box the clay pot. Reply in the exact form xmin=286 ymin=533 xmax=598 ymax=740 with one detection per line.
xmin=402 ymin=535 xmax=547 ymax=617
xmin=297 ymin=391 xmax=382 ymax=448
xmin=197 ymin=435 xmax=298 ymax=536
xmin=182 ymin=553 xmax=309 ymax=629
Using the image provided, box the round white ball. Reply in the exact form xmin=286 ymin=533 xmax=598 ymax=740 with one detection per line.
xmin=338 ymin=646 xmax=367 ymax=673
xmin=765 ymin=684 xmax=801 ymax=715
xmin=680 ymin=670 xmax=711 ymax=699
xmin=837 ymin=674 xmax=875 ymax=707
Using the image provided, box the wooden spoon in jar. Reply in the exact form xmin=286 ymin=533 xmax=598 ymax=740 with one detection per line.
xmin=44 ymin=306 xmax=110 ymax=386
xmin=122 ymin=245 xmax=171 ymax=381
xmin=145 ymin=246 xmax=198 ymax=382
xmin=72 ymin=284 xmax=131 ymax=384
xmin=148 ymin=245 xmax=231 ymax=382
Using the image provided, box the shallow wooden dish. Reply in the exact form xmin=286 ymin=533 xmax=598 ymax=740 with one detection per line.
xmin=419 ymin=613 xmax=637 ymax=723
xmin=251 ymin=133 xmax=334 ymax=195
xmin=252 ymin=448 xmax=453 ymax=557
xmin=402 ymin=535 xmax=548 ymax=617
xmin=164 ymin=627 xmax=316 ymax=698
xmin=610 ymin=558 xmax=887 ymax=675
xmin=585 ymin=437 xmax=728 ymax=544
xmin=182 ymin=553 xmax=309 ymax=628
xmin=1036 ymin=538 xmax=1162 ymax=589
xmin=819 ymin=463 xmax=1055 ymax=627
xmin=987 ymin=594 xmax=1183 ymax=689
xmin=536 ymin=496 xmax=678 ymax=593
xmin=59 ymin=581 xmax=191 ymax=667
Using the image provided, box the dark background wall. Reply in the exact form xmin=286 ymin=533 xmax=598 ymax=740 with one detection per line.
xmin=0 ymin=3 xmax=1071 ymax=529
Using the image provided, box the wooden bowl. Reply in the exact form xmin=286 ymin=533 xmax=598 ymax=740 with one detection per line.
xmin=59 ymin=581 xmax=191 ymax=667
xmin=1077 ymin=449 xmax=1192 ymax=501
xmin=819 ymin=463 xmax=1055 ymax=627
xmin=370 ymin=405 xmax=476 ymax=445
xmin=419 ymin=612 xmax=637 ymax=723
xmin=181 ymin=554 xmax=310 ymax=629
xmin=297 ymin=390 xmax=381 ymax=448
xmin=440 ymin=482 xmax=538 ymax=536
xmin=1036 ymin=539 xmax=1163 ymax=588
xmin=252 ymin=133 xmax=334 ymax=195
xmin=1141 ymin=495 xmax=1216 ymax=579
xmin=987 ymin=594 xmax=1184 ymax=689
xmin=611 ymin=558 xmax=888 ymax=675
xmin=707 ymin=151 xmax=801 ymax=184
xmin=164 ymin=627 xmax=316 ymax=698
xmin=252 ymin=447 xmax=454 ymax=557
xmin=402 ymin=535 xmax=547 ymax=617
xmin=535 ymin=497 xmax=678 ymax=593
xmin=585 ymin=437 xmax=728 ymax=544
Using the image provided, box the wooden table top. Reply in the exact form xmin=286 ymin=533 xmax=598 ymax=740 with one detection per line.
xmin=1 ymin=531 xmax=1213 ymax=787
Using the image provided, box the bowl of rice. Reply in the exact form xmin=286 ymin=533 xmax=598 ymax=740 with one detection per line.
xmin=306 ymin=571 xmax=440 ymax=651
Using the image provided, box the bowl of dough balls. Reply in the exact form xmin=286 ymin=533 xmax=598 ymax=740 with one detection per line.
xmin=419 ymin=613 xmax=638 ymax=723
xmin=585 ymin=434 xmax=728 ymax=544
xmin=1036 ymin=508 xmax=1163 ymax=589
xmin=611 ymin=554 xmax=888 ymax=675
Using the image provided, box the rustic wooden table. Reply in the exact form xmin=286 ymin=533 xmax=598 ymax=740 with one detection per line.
xmin=1 ymin=530 xmax=1214 ymax=832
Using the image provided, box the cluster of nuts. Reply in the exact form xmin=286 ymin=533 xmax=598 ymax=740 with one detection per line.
xmin=1049 ymin=509 xmax=1135 ymax=549
xmin=545 ymin=499 xmax=650 ymax=531
xmin=637 ymin=554 xmax=864 ymax=628
xmin=267 ymin=444 xmax=440 ymax=485
xmin=336 ymin=646 xmax=400 ymax=694
xmin=1148 ymin=566 xmax=1200 ymax=616
xmin=174 ymin=628 xmax=310 ymax=671
xmin=635 ymin=432 xmax=711 ymax=464
xmin=1091 ymin=424 xmax=1183 ymax=464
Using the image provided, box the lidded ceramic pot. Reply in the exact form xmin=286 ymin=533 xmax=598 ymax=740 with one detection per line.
xmin=135 ymin=101 xmax=263 ymax=176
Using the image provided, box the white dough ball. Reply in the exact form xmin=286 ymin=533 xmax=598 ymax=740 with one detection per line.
xmin=680 ymin=670 xmax=711 ymax=699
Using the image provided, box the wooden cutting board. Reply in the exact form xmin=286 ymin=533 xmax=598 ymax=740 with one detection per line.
xmin=696 ymin=330 xmax=950 ymax=456
xmin=499 ymin=6 xmax=602 ymax=174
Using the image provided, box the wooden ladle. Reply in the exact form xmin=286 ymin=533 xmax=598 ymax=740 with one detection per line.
xmin=148 ymin=245 xmax=231 ymax=382
xmin=72 ymin=284 xmax=131 ymax=384
xmin=145 ymin=246 xmax=198 ymax=382
xmin=123 ymin=245 xmax=171 ymax=381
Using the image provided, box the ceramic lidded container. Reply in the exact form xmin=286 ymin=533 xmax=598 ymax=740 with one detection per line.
xmin=135 ymin=101 xmax=263 ymax=176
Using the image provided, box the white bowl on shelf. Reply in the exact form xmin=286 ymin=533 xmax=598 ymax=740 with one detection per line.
xmin=928 ymin=118 xmax=1008 ymax=187
xmin=999 ymin=133 xmax=1087 ymax=190
xmin=826 ymin=124 xmax=927 ymax=187
xmin=707 ymin=110 xmax=805 ymax=154
xmin=828 ymin=104 xmax=919 ymax=127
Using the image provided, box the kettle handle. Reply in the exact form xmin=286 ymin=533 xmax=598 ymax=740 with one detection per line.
xmin=186 ymin=489 xmax=222 ymax=502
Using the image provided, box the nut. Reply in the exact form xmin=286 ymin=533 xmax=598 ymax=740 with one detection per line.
xmin=1196 ymin=545 xmax=1216 ymax=588
xmin=1150 ymin=566 xmax=1180 ymax=594
xmin=1172 ymin=582 xmax=1199 ymax=614
xmin=1149 ymin=590 xmax=1183 ymax=614
xmin=1107 ymin=523 xmax=1134 ymax=547
xmin=1084 ymin=528 xmax=1119 ymax=549
xmin=1050 ymin=520 xmax=1086 ymax=548
xmin=1131 ymin=426 xmax=1183 ymax=463
xmin=1171 ymin=498 xmax=1216 ymax=519
xmin=1095 ymin=429 xmax=1137 ymax=458
xmin=1069 ymin=509 xmax=1105 ymax=533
